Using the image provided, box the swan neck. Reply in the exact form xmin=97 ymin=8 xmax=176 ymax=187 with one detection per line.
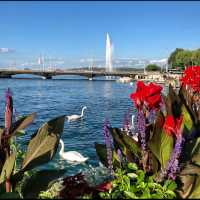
xmin=81 ymin=108 xmax=85 ymax=117
xmin=60 ymin=140 xmax=64 ymax=154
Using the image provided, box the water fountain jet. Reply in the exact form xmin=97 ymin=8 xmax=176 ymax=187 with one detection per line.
xmin=105 ymin=33 xmax=113 ymax=79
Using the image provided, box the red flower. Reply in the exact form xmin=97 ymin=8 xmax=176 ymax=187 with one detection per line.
xmin=180 ymin=66 xmax=200 ymax=92
xmin=163 ymin=115 xmax=183 ymax=138
xmin=95 ymin=181 xmax=112 ymax=192
xmin=130 ymin=81 xmax=163 ymax=110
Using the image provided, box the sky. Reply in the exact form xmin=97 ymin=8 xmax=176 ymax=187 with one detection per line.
xmin=1 ymin=1 xmax=200 ymax=68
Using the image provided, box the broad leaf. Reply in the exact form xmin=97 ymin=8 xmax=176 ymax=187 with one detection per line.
xmin=95 ymin=143 xmax=108 ymax=167
xmin=112 ymin=149 xmax=121 ymax=169
xmin=179 ymin=86 xmax=197 ymax=124
xmin=188 ymin=176 xmax=200 ymax=198
xmin=181 ymin=105 xmax=193 ymax=132
xmin=120 ymin=130 xmax=141 ymax=158
xmin=160 ymin=130 xmax=174 ymax=168
xmin=21 ymin=115 xmax=65 ymax=171
xmin=21 ymin=169 xmax=66 ymax=198
xmin=10 ymin=112 xmax=36 ymax=137
xmin=109 ymin=128 xmax=138 ymax=162
xmin=168 ymin=84 xmax=183 ymax=118
xmin=149 ymin=111 xmax=165 ymax=163
xmin=148 ymin=111 xmax=174 ymax=169
xmin=191 ymin=137 xmax=200 ymax=166
xmin=0 ymin=192 xmax=20 ymax=199
xmin=0 ymin=128 xmax=4 ymax=146
xmin=177 ymin=175 xmax=196 ymax=199
xmin=109 ymin=128 xmax=126 ymax=155
xmin=0 ymin=152 xmax=16 ymax=184
xmin=180 ymin=163 xmax=200 ymax=175
xmin=150 ymin=151 xmax=159 ymax=174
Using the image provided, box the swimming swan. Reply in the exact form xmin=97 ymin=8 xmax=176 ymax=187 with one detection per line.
xmin=66 ymin=106 xmax=87 ymax=121
xmin=59 ymin=139 xmax=88 ymax=163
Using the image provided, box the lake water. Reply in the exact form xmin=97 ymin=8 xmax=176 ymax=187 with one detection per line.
xmin=0 ymin=76 xmax=137 ymax=175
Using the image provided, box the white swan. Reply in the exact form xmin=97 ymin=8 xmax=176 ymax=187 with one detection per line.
xmin=59 ymin=139 xmax=88 ymax=163
xmin=66 ymin=106 xmax=87 ymax=121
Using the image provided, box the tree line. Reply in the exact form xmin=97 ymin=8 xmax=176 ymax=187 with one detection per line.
xmin=168 ymin=48 xmax=200 ymax=70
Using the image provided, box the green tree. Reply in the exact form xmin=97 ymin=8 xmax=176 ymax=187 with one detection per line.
xmin=146 ymin=64 xmax=161 ymax=71
xmin=191 ymin=49 xmax=200 ymax=65
xmin=168 ymin=48 xmax=184 ymax=68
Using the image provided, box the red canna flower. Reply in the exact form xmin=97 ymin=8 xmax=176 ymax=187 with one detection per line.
xmin=130 ymin=81 xmax=163 ymax=110
xmin=180 ymin=66 xmax=200 ymax=92
xmin=163 ymin=115 xmax=183 ymax=138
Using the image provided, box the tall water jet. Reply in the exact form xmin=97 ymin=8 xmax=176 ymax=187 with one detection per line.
xmin=105 ymin=33 xmax=113 ymax=74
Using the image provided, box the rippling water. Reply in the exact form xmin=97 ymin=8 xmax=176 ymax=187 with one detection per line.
xmin=0 ymin=77 xmax=137 ymax=175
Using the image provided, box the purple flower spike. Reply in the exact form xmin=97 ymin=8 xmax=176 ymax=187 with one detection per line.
xmin=123 ymin=112 xmax=130 ymax=131
xmin=103 ymin=119 xmax=113 ymax=174
xmin=117 ymin=148 xmax=122 ymax=163
xmin=160 ymin=135 xmax=185 ymax=181
xmin=137 ymin=110 xmax=146 ymax=151
xmin=5 ymin=88 xmax=13 ymax=134
xmin=147 ymin=109 xmax=156 ymax=124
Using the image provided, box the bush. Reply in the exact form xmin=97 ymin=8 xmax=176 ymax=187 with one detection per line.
xmin=146 ymin=64 xmax=161 ymax=71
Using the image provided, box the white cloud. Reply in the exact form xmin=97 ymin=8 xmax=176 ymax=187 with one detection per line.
xmin=149 ymin=58 xmax=167 ymax=64
xmin=0 ymin=48 xmax=15 ymax=53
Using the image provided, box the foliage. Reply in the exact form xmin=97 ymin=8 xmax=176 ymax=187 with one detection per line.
xmin=38 ymin=180 xmax=63 ymax=199
xmin=94 ymin=68 xmax=200 ymax=198
xmin=168 ymin=48 xmax=200 ymax=70
xmin=98 ymin=162 xmax=176 ymax=199
xmin=146 ymin=64 xmax=161 ymax=71
xmin=0 ymin=88 xmax=66 ymax=198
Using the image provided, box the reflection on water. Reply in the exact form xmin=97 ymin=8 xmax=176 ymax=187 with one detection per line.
xmin=103 ymin=81 xmax=113 ymax=98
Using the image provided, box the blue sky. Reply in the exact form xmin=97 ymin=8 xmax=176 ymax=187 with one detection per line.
xmin=1 ymin=1 xmax=200 ymax=68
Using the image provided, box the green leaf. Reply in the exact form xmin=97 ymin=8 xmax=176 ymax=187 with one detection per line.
xmin=112 ymin=149 xmax=121 ymax=169
xmin=0 ymin=128 xmax=4 ymax=146
xmin=95 ymin=143 xmax=108 ymax=167
xmin=127 ymin=173 xmax=138 ymax=179
xmin=148 ymin=111 xmax=165 ymax=163
xmin=109 ymin=128 xmax=127 ymax=155
xmin=120 ymin=130 xmax=141 ymax=158
xmin=0 ymin=152 xmax=16 ymax=184
xmin=164 ymin=179 xmax=177 ymax=191
xmin=10 ymin=112 xmax=36 ymax=137
xmin=21 ymin=115 xmax=65 ymax=171
xmin=191 ymin=137 xmax=200 ymax=166
xmin=124 ymin=191 xmax=136 ymax=198
xmin=151 ymin=193 xmax=163 ymax=199
xmin=21 ymin=169 xmax=66 ymax=199
xmin=110 ymin=128 xmax=141 ymax=161
xmin=188 ymin=176 xmax=200 ymax=198
xmin=179 ymin=86 xmax=198 ymax=124
xmin=168 ymin=84 xmax=183 ymax=118
xmin=180 ymin=163 xmax=200 ymax=175
xmin=160 ymin=129 xmax=174 ymax=168
xmin=0 ymin=192 xmax=20 ymax=199
xmin=165 ymin=190 xmax=176 ymax=197
xmin=128 ymin=163 xmax=138 ymax=171
xmin=177 ymin=175 xmax=196 ymax=198
xmin=181 ymin=105 xmax=193 ymax=132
